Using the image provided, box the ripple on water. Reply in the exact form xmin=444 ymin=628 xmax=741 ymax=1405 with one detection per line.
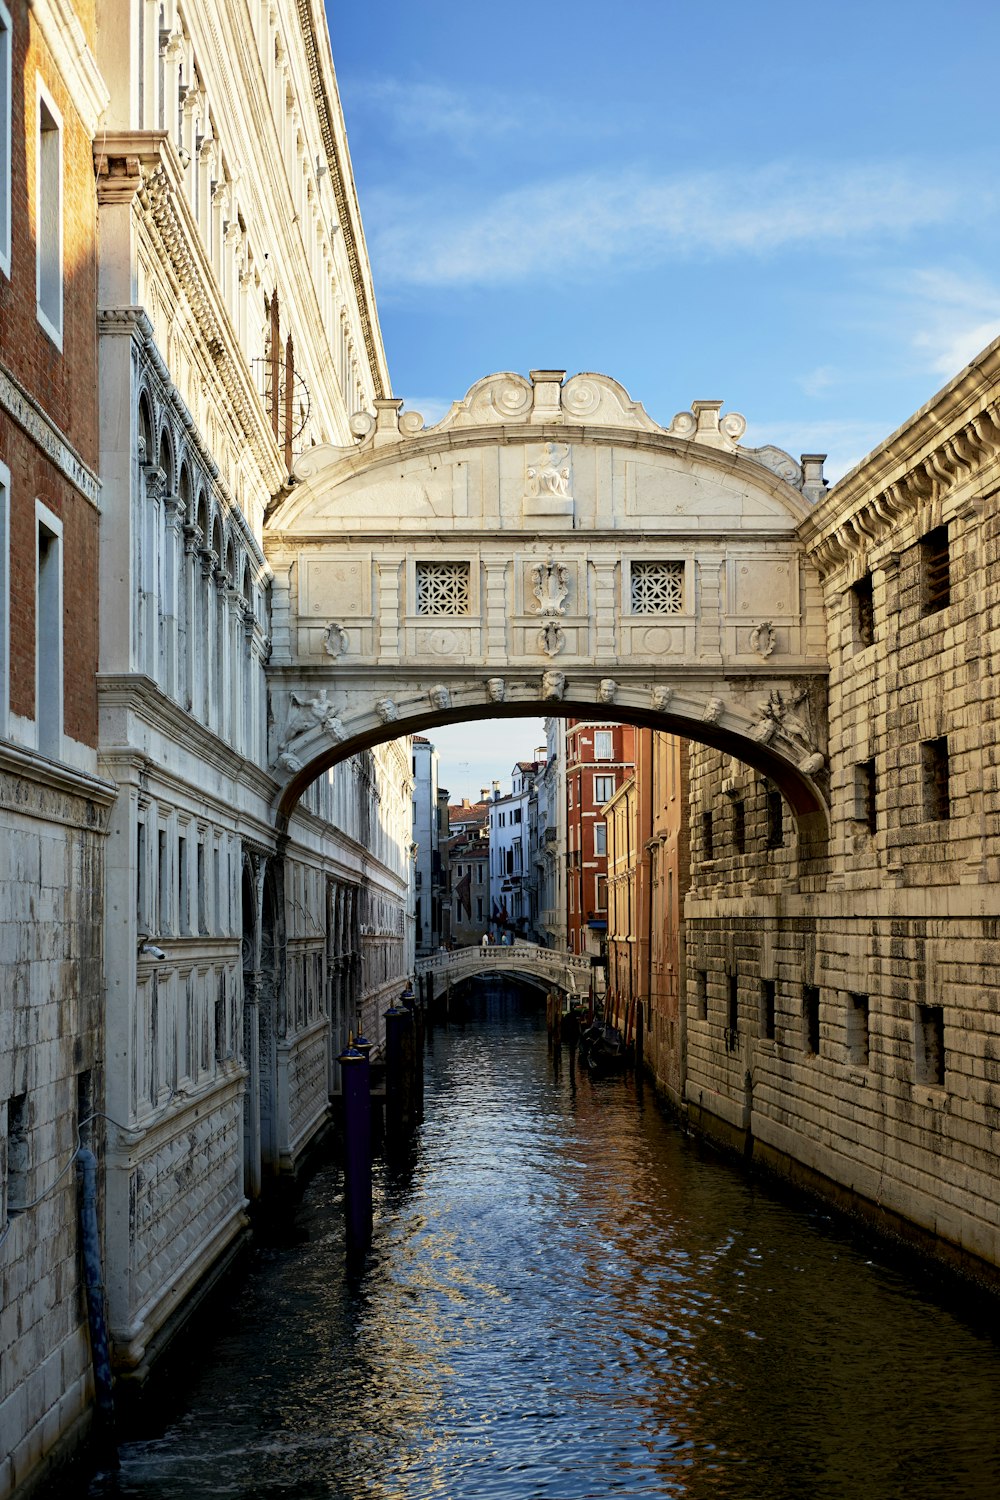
xmin=82 ymin=993 xmax=1000 ymax=1500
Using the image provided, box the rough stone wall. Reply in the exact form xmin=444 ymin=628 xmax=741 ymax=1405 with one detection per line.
xmin=0 ymin=765 xmax=111 ymax=1499
xmin=682 ymin=343 xmax=1000 ymax=1280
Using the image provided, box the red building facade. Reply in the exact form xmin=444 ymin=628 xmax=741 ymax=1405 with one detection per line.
xmin=564 ymin=719 xmax=635 ymax=957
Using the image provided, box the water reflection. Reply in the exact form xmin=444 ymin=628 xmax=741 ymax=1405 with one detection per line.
xmin=85 ymin=986 xmax=1000 ymax=1500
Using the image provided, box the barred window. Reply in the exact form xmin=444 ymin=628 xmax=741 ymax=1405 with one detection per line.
xmin=630 ymin=560 xmax=684 ymax=613
xmin=415 ymin=561 xmax=470 ymax=616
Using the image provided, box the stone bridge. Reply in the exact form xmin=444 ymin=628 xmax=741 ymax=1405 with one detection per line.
xmin=415 ymin=941 xmax=592 ymax=996
xmin=264 ymin=369 xmax=832 ymax=858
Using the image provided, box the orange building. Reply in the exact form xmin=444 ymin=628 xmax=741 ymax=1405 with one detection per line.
xmin=604 ymin=731 xmax=689 ymax=1103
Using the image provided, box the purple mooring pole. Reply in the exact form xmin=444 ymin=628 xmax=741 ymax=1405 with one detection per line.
xmin=338 ymin=1044 xmax=372 ymax=1257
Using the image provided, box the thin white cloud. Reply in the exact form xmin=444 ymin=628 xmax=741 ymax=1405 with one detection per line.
xmin=348 ymin=77 xmax=526 ymax=145
xmin=799 ymin=365 xmax=838 ymax=398
xmin=903 ymin=267 xmax=1000 ymax=376
xmin=368 ymin=162 xmax=967 ymax=289
xmin=742 ymin=420 xmax=892 ymax=486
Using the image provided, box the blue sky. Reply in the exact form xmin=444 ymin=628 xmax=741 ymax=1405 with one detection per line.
xmin=326 ymin=0 xmax=1000 ymax=798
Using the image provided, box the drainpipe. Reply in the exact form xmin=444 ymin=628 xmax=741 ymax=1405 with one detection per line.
xmin=76 ymin=1147 xmax=118 ymax=1456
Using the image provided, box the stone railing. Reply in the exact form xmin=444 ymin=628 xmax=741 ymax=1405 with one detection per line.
xmin=415 ymin=941 xmax=590 ymax=994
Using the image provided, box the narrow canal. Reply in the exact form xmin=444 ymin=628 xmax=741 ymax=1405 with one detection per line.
xmin=85 ymin=986 xmax=1000 ymax=1500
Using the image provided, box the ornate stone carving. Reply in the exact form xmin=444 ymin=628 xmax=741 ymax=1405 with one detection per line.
xmin=703 ymin=697 xmax=725 ymax=724
xmin=741 ymin=444 xmax=803 ymax=489
xmin=598 ymin=678 xmax=618 ymax=705
xmin=486 ymin=677 xmax=506 ymax=703
xmin=750 ymin=688 xmax=823 ymax=765
xmin=651 ymin=685 xmax=674 ymax=712
xmin=274 ymin=690 xmax=345 ymax=772
xmin=750 ymin=621 xmax=777 ymax=659
xmin=375 ymin=696 xmax=398 ymax=723
xmin=526 ymin=443 xmax=571 ymax=503
xmin=537 ymin=621 xmax=565 ymax=658
xmin=531 ymin=560 xmax=569 ymax=617
xmin=322 ymin=622 xmax=349 ymax=659
xmin=428 ymin=684 xmax=451 ymax=711
xmin=541 ymin=671 xmax=566 ymax=701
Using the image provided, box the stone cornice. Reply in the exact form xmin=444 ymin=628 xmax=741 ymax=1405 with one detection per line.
xmin=294 ymin=0 xmax=389 ymax=401
xmin=97 ymin=672 xmax=276 ymax=799
xmin=95 ymin=132 xmax=286 ymax=498
xmin=0 ymin=358 xmax=101 ymax=507
xmin=28 ymin=0 xmax=109 ymax=136
xmin=98 ymin=305 xmax=271 ymax=579
xmin=0 ymin=738 xmax=117 ymax=828
xmin=799 ymin=335 xmax=1000 ymax=577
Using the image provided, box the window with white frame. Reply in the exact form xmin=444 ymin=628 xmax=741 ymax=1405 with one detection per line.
xmin=415 ymin=560 xmax=470 ymax=615
xmin=35 ymin=501 xmax=63 ymax=756
xmin=630 ymin=560 xmax=684 ymax=613
xmin=0 ymin=1 xmax=11 ymax=278
xmin=0 ymin=459 xmax=8 ymax=735
xmin=594 ymin=729 xmax=613 ymax=760
xmin=593 ymin=822 xmax=607 ymax=856
xmin=594 ymin=775 xmax=615 ymax=804
xmin=36 ymin=81 xmax=63 ymax=346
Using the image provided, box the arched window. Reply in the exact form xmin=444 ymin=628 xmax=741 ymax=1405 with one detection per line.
xmin=138 ymin=394 xmax=153 ymax=467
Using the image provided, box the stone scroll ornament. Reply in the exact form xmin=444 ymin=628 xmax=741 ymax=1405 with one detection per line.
xmin=323 ymin=622 xmax=349 ymax=659
xmin=531 ymin=560 xmax=569 ymax=617
xmin=749 ymin=621 xmax=776 ymax=659
xmin=538 ymin=621 xmax=566 ymax=658
xmin=274 ymin=690 xmax=345 ymax=773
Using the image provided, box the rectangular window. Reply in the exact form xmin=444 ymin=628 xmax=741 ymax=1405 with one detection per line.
xmin=852 ymin=573 xmax=875 ymax=648
xmin=476 ymin=897 xmax=483 ymax=921
xmin=920 ymin=525 xmax=950 ymax=614
xmin=765 ymin=785 xmax=784 ymax=849
xmin=855 ymin=759 xmax=877 ymax=833
xmin=0 ymin=459 xmax=9 ymax=734
xmin=415 ymin=560 xmax=470 ymax=615
xmin=803 ymin=984 xmax=820 ymax=1056
xmin=917 ymin=1004 xmax=945 ymax=1087
xmin=136 ymin=819 xmax=147 ymax=928
xmin=5 ymin=1092 xmax=27 ymax=1215
xmin=594 ymin=775 xmax=615 ymax=804
xmin=594 ymin=730 xmax=613 ymax=760
xmin=595 ymin=875 xmax=607 ymax=910
xmin=631 ymin=560 xmax=684 ymax=614
xmin=593 ymin=822 xmax=607 ymax=857
xmin=0 ymin=1 xmax=10 ymax=277
xmin=197 ymin=840 xmax=207 ymax=934
xmin=726 ymin=974 xmax=739 ymax=1050
xmin=177 ymin=835 xmax=189 ymax=934
xmin=35 ymin=503 xmax=63 ymax=757
xmin=921 ymin=737 xmax=950 ymax=822
xmin=847 ymin=992 xmax=870 ymax=1067
xmin=701 ymin=809 xmax=714 ymax=861
xmin=695 ymin=969 xmax=708 ymax=1021
xmin=760 ymin=978 xmax=776 ymax=1040
xmin=157 ymin=829 xmax=168 ymax=933
xmin=733 ymin=798 xmax=746 ymax=855
xmin=36 ymin=81 xmax=63 ymax=346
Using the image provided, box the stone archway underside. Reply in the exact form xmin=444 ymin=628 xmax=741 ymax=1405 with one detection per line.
xmin=264 ymin=370 xmax=831 ymax=850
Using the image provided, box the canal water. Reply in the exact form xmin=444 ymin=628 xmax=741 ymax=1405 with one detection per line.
xmin=84 ymin=986 xmax=1000 ymax=1500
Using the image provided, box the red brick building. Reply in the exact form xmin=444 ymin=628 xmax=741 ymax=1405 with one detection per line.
xmin=0 ymin=2 xmax=113 ymax=1491
xmin=564 ymin=719 xmax=635 ymax=957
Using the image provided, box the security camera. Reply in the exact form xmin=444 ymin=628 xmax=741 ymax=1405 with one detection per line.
xmin=138 ymin=943 xmax=167 ymax=961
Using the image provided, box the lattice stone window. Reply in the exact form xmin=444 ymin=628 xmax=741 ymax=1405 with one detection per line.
xmin=415 ymin=560 xmax=470 ymax=616
xmin=631 ymin=560 xmax=684 ymax=613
